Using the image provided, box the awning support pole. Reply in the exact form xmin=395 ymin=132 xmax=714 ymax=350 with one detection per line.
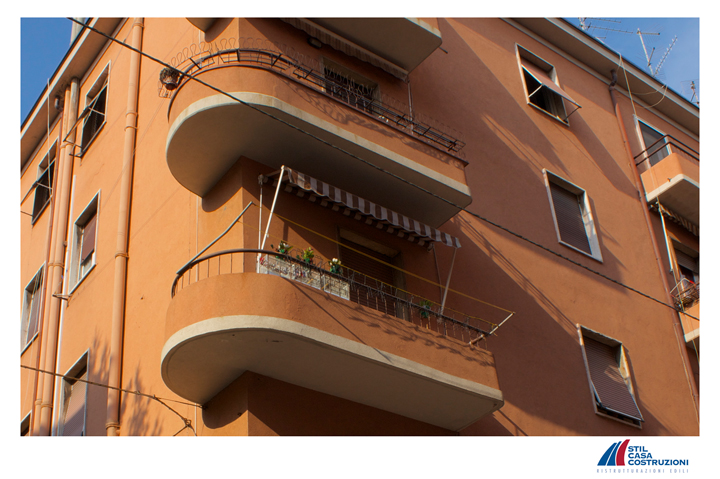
xmin=260 ymin=165 xmax=285 ymax=251
xmin=470 ymin=312 xmax=515 ymax=345
xmin=176 ymin=201 xmax=254 ymax=275
xmin=439 ymin=246 xmax=458 ymax=315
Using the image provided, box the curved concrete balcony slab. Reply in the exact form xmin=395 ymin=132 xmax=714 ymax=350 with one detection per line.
xmin=166 ymin=66 xmax=471 ymax=227
xmin=162 ymin=273 xmax=503 ymax=431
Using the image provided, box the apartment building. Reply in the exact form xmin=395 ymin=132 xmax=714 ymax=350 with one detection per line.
xmin=20 ymin=18 xmax=699 ymax=436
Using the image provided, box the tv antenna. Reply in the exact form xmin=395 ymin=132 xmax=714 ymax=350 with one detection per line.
xmin=681 ymin=80 xmax=700 ymax=106
xmin=577 ymin=18 xmax=633 ymax=41
xmin=638 ymin=30 xmax=676 ymax=78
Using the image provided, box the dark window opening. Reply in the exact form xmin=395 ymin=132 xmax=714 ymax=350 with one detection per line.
xmin=81 ymin=85 xmax=107 ymax=152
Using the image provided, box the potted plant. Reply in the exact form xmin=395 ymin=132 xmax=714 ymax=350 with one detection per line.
xmin=418 ymin=299 xmax=433 ymax=319
xmin=271 ymin=240 xmax=293 ymax=257
xmin=297 ymin=247 xmax=315 ymax=265
xmin=329 ymin=258 xmax=342 ymax=274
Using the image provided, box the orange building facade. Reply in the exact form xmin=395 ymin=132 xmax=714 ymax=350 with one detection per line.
xmin=20 ymin=18 xmax=699 ymax=436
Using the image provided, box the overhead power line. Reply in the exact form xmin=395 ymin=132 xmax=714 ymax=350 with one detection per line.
xmin=64 ymin=18 xmax=695 ymax=321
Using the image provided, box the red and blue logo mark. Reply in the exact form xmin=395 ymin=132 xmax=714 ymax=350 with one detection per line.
xmin=598 ymin=439 xmax=630 ymax=466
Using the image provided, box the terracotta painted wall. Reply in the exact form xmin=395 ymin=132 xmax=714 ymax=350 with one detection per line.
xmin=20 ymin=18 xmax=699 ymax=436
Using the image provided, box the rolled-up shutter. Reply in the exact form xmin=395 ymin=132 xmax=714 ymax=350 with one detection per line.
xmin=550 ymin=182 xmax=591 ymax=254
xmin=80 ymin=214 xmax=97 ymax=262
xmin=584 ymin=337 xmax=643 ymax=422
xmin=675 ymin=250 xmax=699 ymax=274
xmin=61 ymin=369 xmax=87 ymax=436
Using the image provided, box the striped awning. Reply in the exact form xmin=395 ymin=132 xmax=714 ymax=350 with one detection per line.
xmin=263 ymin=167 xmax=461 ymax=248
xmin=654 ymin=202 xmax=698 ymax=236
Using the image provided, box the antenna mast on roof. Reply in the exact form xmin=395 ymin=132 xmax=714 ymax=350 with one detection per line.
xmin=650 ymin=35 xmax=678 ymax=78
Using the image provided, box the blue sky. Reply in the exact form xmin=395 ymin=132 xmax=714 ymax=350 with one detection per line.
xmin=19 ymin=17 xmax=700 ymax=122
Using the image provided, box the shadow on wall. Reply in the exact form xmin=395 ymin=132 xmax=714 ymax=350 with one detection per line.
xmin=449 ymin=215 xmax=668 ymax=435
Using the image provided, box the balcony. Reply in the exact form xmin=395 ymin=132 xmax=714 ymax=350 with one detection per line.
xmin=281 ymin=18 xmax=443 ymax=78
xmin=671 ymin=278 xmax=700 ymax=346
xmin=162 ymin=249 xmax=504 ymax=431
xmin=637 ymin=136 xmax=699 ymax=226
xmin=163 ymin=43 xmax=470 ymax=227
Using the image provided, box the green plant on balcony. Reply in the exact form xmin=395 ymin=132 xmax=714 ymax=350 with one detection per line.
xmin=297 ymin=247 xmax=315 ymax=265
xmin=271 ymin=240 xmax=293 ymax=258
xmin=329 ymin=258 xmax=342 ymax=275
xmin=418 ymin=299 xmax=434 ymax=319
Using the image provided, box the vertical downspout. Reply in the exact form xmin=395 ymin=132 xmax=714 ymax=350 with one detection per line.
xmin=609 ymin=70 xmax=699 ymax=420
xmin=36 ymin=78 xmax=80 ymax=436
xmin=106 ymin=18 xmax=143 ymax=436
xmin=30 ymin=103 xmax=65 ymax=436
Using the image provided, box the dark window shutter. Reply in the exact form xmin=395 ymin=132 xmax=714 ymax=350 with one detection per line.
xmin=550 ymin=182 xmax=591 ymax=254
xmin=61 ymin=369 xmax=87 ymax=436
xmin=26 ymin=281 xmax=42 ymax=343
xmin=584 ymin=337 xmax=643 ymax=421
xmin=80 ymin=214 xmax=97 ymax=262
xmin=675 ymin=250 xmax=698 ymax=274
xmin=340 ymin=239 xmax=397 ymax=317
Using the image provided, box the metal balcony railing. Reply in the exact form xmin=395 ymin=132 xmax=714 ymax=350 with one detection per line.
xmin=171 ymin=248 xmax=494 ymax=343
xmin=634 ymin=134 xmax=699 ymax=168
xmin=160 ymin=39 xmax=466 ymax=155
xmin=671 ymin=278 xmax=700 ymax=311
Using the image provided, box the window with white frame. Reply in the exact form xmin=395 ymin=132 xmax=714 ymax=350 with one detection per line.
xmin=579 ymin=327 xmax=643 ymax=427
xmin=544 ymin=171 xmax=602 ymax=261
xmin=517 ymin=46 xmax=581 ymax=123
xmin=31 ymin=144 xmax=56 ymax=224
xmin=637 ymin=119 xmax=670 ymax=167
xmin=21 ymin=266 xmax=44 ymax=351
xmin=80 ymin=68 xmax=108 ymax=153
xmin=70 ymin=194 xmax=99 ymax=290
xmin=57 ymin=357 xmax=88 ymax=436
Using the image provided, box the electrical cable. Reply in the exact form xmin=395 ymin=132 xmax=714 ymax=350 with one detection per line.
xmin=66 ymin=18 xmax=695 ymax=325
xmin=21 ymin=364 xmax=198 ymax=435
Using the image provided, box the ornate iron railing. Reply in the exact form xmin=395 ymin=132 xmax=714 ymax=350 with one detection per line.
xmin=160 ymin=38 xmax=466 ymax=155
xmin=171 ymin=248 xmax=493 ymax=342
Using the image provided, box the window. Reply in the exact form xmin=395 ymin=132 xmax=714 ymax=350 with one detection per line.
xmin=517 ymin=46 xmax=580 ymax=123
xmin=338 ymin=230 xmax=405 ymax=318
xmin=69 ymin=194 xmax=99 ymax=290
xmin=21 ymin=266 xmax=44 ymax=351
xmin=579 ymin=327 xmax=643 ymax=427
xmin=544 ymin=171 xmax=602 ymax=261
xmin=31 ymin=144 xmax=56 ymax=223
xmin=80 ymin=68 xmax=108 ymax=153
xmin=323 ymin=60 xmax=377 ymax=113
xmin=21 ymin=414 xmax=31 ymax=436
xmin=638 ymin=120 xmax=670 ymax=167
xmin=57 ymin=357 xmax=88 ymax=436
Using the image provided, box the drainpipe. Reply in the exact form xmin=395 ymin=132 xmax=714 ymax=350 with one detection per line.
xmin=29 ymin=111 xmax=64 ymax=436
xmin=36 ymin=78 xmax=80 ymax=436
xmin=609 ymin=70 xmax=699 ymax=420
xmin=106 ymin=18 xmax=144 ymax=436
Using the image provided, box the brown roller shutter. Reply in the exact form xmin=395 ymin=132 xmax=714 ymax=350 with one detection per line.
xmin=550 ymin=182 xmax=591 ymax=254
xmin=26 ymin=282 xmax=42 ymax=343
xmin=675 ymin=250 xmax=699 ymax=274
xmin=340 ymin=239 xmax=398 ymax=317
xmin=61 ymin=368 xmax=87 ymax=436
xmin=80 ymin=214 xmax=97 ymax=262
xmin=584 ymin=337 xmax=643 ymax=422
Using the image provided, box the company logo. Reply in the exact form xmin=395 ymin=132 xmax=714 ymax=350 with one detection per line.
xmin=597 ymin=440 xmax=689 ymax=471
xmin=598 ymin=439 xmax=630 ymax=466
